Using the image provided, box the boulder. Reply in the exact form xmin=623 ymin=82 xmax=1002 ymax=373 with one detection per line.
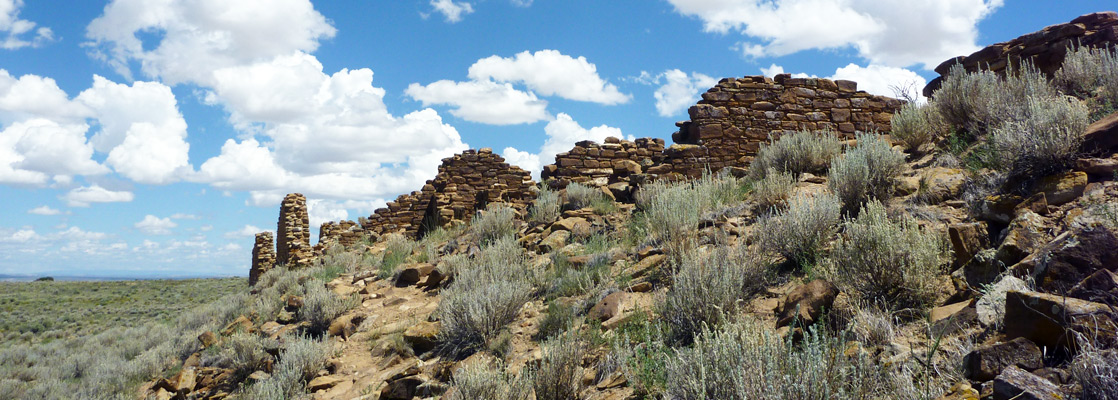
xmin=1032 ymin=171 xmax=1087 ymax=206
xmin=776 ymin=280 xmax=839 ymax=328
xmin=589 ymin=292 xmax=626 ymax=322
xmin=1004 ymin=290 xmax=1117 ymax=353
xmin=920 ymin=167 xmax=967 ymax=202
xmin=538 ymin=230 xmax=571 ymax=253
xmin=949 ymin=222 xmax=990 ymax=268
xmin=307 ymin=375 xmax=345 ymax=392
xmin=930 ymin=300 xmax=978 ymax=336
xmin=327 ymin=313 xmax=362 ymax=338
xmin=1075 ymin=155 xmax=1118 ymax=175
xmin=1067 ymin=269 xmax=1118 ymax=305
xmin=197 ymin=331 xmax=218 ymax=348
xmin=956 ymin=248 xmax=1006 ymax=290
xmin=964 ymin=337 xmax=1044 ymax=381
xmin=992 ymin=366 xmax=1063 ymax=400
xmin=395 ymin=263 xmax=436 ymax=286
xmin=976 ymin=276 xmax=1030 ymax=327
xmin=995 ymin=211 xmax=1050 ymax=267
xmin=625 ymin=254 xmax=666 ymax=279
xmin=552 ymin=217 xmax=591 ymax=234
xmin=1081 ymin=111 xmax=1118 ymax=154
xmin=171 ymin=367 xmax=197 ymax=394
xmin=403 ymin=321 xmax=440 ymax=354
xmin=221 ymin=315 xmax=253 ymax=335
xmin=1028 ymin=226 xmax=1118 ymax=294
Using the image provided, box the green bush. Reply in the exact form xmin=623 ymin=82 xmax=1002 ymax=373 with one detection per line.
xmin=890 ymin=103 xmax=947 ymax=153
xmin=749 ymin=130 xmax=842 ymax=178
xmin=633 ymin=172 xmax=745 ymax=255
xmin=565 ymin=182 xmax=603 ymax=210
xmin=990 ymin=95 xmax=1088 ymax=182
xmin=658 ymin=244 xmax=769 ymax=344
xmin=823 ymin=201 xmax=950 ymax=310
xmin=448 ymin=361 xmax=531 ymax=400
xmin=243 ymin=335 xmax=331 ymax=400
xmin=664 ymin=319 xmax=907 ymax=400
xmin=298 ymin=279 xmax=359 ymax=335
xmin=200 ymin=332 xmax=274 ymax=380
xmin=436 ymin=237 xmax=534 ymax=358
xmin=1055 ymin=45 xmax=1118 ymax=118
xmin=379 ymin=233 xmax=415 ymax=279
xmin=529 ymin=185 xmax=561 ymax=223
xmin=532 ymin=332 xmax=585 ymax=400
xmin=932 ymin=64 xmax=1000 ymax=135
xmin=471 ymin=204 xmax=518 ymax=246
xmin=751 ymin=169 xmax=796 ymax=211
xmin=827 ymin=133 xmax=905 ymax=214
xmin=535 ymin=301 xmax=576 ymax=341
xmin=755 ymin=192 xmax=841 ymax=270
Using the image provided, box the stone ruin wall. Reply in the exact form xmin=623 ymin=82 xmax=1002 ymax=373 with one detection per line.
xmin=315 ymin=220 xmax=364 ymax=254
xmin=276 ymin=193 xmax=313 ymax=268
xmin=543 ymin=74 xmax=902 ymax=188
xmin=248 ymin=232 xmax=275 ymax=285
xmin=923 ymin=11 xmax=1118 ymax=97
xmin=363 ymin=148 xmax=536 ymax=238
xmin=541 ymin=137 xmax=665 ymax=198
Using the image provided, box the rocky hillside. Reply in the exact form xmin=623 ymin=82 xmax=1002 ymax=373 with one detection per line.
xmin=142 ymin=12 xmax=1118 ymax=400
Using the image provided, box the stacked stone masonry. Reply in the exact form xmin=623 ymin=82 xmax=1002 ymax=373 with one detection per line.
xmin=541 ymin=137 xmax=665 ymax=190
xmin=316 ymin=220 xmax=364 ymax=254
xmin=924 ymin=11 xmax=1118 ymax=97
xmin=276 ymin=193 xmax=313 ymax=268
xmin=363 ymin=148 xmax=536 ymax=238
xmin=248 ymin=232 xmax=275 ymax=286
xmin=544 ymin=74 xmax=902 ymax=186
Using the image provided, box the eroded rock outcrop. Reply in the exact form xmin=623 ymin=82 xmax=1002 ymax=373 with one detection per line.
xmin=924 ymin=11 xmax=1118 ymax=97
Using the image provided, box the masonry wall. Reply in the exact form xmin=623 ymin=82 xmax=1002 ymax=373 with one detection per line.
xmin=276 ymin=193 xmax=313 ymax=268
xmin=315 ymin=220 xmax=364 ymax=254
xmin=248 ymin=232 xmax=275 ymax=286
xmin=363 ymin=148 xmax=536 ymax=238
xmin=541 ymin=137 xmax=665 ymax=191
xmin=543 ymin=74 xmax=902 ymax=186
xmin=923 ymin=11 xmax=1118 ymax=97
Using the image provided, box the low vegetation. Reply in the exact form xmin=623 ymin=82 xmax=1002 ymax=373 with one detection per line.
xmin=749 ymin=129 xmax=843 ymax=178
xmin=755 ymin=192 xmax=842 ymax=270
xmin=827 ymin=133 xmax=905 ymax=214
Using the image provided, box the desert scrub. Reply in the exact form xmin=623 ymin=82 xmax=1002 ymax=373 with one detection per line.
xmin=632 ymin=172 xmax=745 ymax=254
xmin=1055 ymin=45 xmax=1118 ymax=118
xmin=827 ymin=132 xmax=905 ymax=214
xmin=379 ymin=233 xmax=415 ymax=279
xmin=471 ymin=204 xmax=518 ymax=246
xmin=436 ymin=236 xmax=534 ymax=358
xmin=529 ymin=184 xmax=561 ymax=223
xmin=749 ymin=130 xmax=842 ymax=178
xmin=535 ymin=301 xmax=576 ymax=340
xmin=659 ymin=243 xmax=769 ymax=344
xmin=610 ymin=317 xmax=670 ymax=396
xmin=199 ymin=332 xmax=274 ymax=381
xmin=823 ymin=201 xmax=950 ymax=310
xmin=890 ymin=103 xmax=947 ymax=154
xmin=990 ymin=95 xmax=1088 ymax=183
xmin=750 ymin=169 xmax=796 ymax=211
xmin=298 ymin=279 xmax=359 ymax=335
xmin=448 ymin=361 xmax=531 ymax=400
xmin=532 ymin=332 xmax=585 ymax=400
xmin=755 ymin=192 xmax=842 ymax=271
xmin=1070 ymin=342 xmax=1118 ymax=400
xmin=664 ymin=319 xmax=906 ymax=400
xmin=242 ymin=335 xmax=332 ymax=400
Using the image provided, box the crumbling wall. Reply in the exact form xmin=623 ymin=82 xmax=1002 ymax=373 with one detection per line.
xmin=363 ymin=148 xmax=536 ymax=238
xmin=248 ymin=232 xmax=275 ymax=285
xmin=923 ymin=11 xmax=1118 ymax=97
xmin=276 ymin=193 xmax=313 ymax=268
xmin=541 ymin=137 xmax=665 ymax=196
xmin=543 ymin=74 xmax=902 ymax=187
xmin=315 ymin=220 xmax=364 ymax=254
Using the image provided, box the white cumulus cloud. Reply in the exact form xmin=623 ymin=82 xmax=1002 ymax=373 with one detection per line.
xmin=406 ymin=80 xmax=549 ymax=125
xmin=829 ymin=63 xmax=927 ymax=102
xmin=0 ymin=0 xmax=53 ymax=50
xmin=224 ymin=224 xmax=265 ymax=239
xmin=28 ymin=205 xmax=60 ymax=215
xmin=666 ymin=0 xmax=1003 ymax=69
xmin=649 ymin=69 xmax=718 ymax=117
xmin=134 ymin=215 xmax=177 ymax=235
xmin=62 ymin=185 xmax=134 ymax=207
xmin=85 ymin=0 xmax=336 ymax=84
xmin=428 ymin=0 xmax=474 ymax=23
xmin=468 ymin=50 xmax=630 ymax=105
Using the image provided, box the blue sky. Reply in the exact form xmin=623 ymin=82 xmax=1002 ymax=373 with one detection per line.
xmin=0 ymin=0 xmax=1111 ymax=278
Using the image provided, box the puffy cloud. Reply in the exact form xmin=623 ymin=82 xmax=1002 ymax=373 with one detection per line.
xmin=62 ymin=185 xmax=134 ymax=207
xmin=468 ymin=50 xmax=630 ymax=105
xmin=0 ymin=0 xmax=53 ymax=50
xmin=428 ymin=0 xmax=474 ymax=23
xmin=666 ymin=0 xmax=1003 ymax=69
xmin=85 ymin=0 xmax=336 ymax=84
xmin=406 ymin=79 xmax=549 ymax=125
xmin=829 ymin=63 xmax=927 ymax=102
xmin=27 ymin=205 xmax=60 ymax=215
xmin=0 ymin=71 xmax=90 ymax=124
xmin=1 ymin=228 xmax=39 ymax=242
xmin=650 ymin=69 xmax=718 ymax=117
xmin=502 ymin=113 xmax=628 ymax=179
xmin=76 ymin=76 xmax=190 ymax=184
xmin=134 ymin=215 xmax=177 ymax=235
xmin=193 ymin=54 xmax=469 ymax=205
xmin=224 ymin=224 xmax=264 ymax=239
xmin=0 ymin=119 xmax=108 ymax=185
